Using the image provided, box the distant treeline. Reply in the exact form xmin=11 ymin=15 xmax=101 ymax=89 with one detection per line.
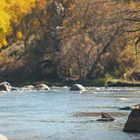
xmin=0 ymin=0 xmax=140 ymax=85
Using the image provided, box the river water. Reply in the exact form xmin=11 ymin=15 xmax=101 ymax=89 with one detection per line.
xmin=0 ymin=87 xmax=140 ymax=140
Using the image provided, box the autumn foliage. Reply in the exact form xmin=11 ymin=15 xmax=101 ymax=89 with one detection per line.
xmin=0 ymin=0 xmax=140 ymax=84
xmin=0 ymin=0 xmax=35 ymax=47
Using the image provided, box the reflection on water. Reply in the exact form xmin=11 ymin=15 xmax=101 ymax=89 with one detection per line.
xmin=0 ymin=87 xmax=140 ymax=140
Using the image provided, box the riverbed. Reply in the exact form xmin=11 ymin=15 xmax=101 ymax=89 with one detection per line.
xmin=0 ymin=87 xmax=140 ymax=140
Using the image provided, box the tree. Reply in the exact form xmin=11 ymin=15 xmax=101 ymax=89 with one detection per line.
xmin=0 ymin=0 xmax=36 ymax=50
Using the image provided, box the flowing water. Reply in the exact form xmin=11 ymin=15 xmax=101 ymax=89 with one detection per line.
xmin=0 ymin=87 xmax=140 ymax=140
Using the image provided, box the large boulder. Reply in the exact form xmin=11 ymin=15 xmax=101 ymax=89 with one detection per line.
xmin=0 ymin=82 xmax=11 ymax=92
xmin=70 ymin=84 xmax=85 ymax=91
xmin=35 ymin=84 xmax=50 ymax=90
xmin=123 ymin=109 xmax=140 ymax=132
xmin=0 ymin=134 xmax=8 ymax=140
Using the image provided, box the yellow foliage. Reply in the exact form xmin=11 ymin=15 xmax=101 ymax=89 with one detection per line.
xmin=0 ymin=44 xmax=2 ymax=49
xmin=7 ymin=0 xmax=36 ymax=20
xmin=2 ymin=39 xmax=8 ymax=47
xmin=0 ymin=0 xmax=11 ymax=38
xmin=16 ymin=31 xmax=23 ymax=39
xmin=0 ymin=0 xmax=36 ymax=49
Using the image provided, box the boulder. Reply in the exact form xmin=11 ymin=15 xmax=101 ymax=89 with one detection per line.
xmin=70 ymin=84 xmax=85 ymax=91
xmin=123 ymin=109 xmax=140 ymax=132
xmin=0 ymin=82 xmax=11 ymax=92
xmin=0 ymin=134 xmax=8 ymax=140
xmin=35 ymin=84 xmax=50 ymax=90
xmin=96 ymin=113 xmax=115 ymax=122
xmin=21 ymin=85 xmax=34 ymax=91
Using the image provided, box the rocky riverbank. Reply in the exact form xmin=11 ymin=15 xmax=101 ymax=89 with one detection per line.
xmin=106 ymin=79 xmax=140 ymax=87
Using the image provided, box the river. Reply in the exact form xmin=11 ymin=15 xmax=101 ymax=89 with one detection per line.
xmin=0 ymin=87 xmax=140 ymax=140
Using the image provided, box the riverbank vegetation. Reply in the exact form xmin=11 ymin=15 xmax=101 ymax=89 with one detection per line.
xmin=0 ymin=0 xmax=140 ymax=86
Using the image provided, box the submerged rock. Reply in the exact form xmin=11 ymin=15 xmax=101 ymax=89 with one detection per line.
xmin=123 ymin=109 xmax=140 ymax=132
xmin=35 ymin=84 xmax=50 ymax=90
xmin=0 ymin=82 xmax=11 ymax=92
xmin=70 ymin=84 xmax=85 ymax=91
xmin=119 ymin=106 xmax=132 ymax=110
xmin=119 ymin=104 xmax=140 ymax=111
xmin=96 ymin=113 xmax=115 ymax=122
xmin=73 ymin=112 xmax=128 ymax=118
xmin=0 ymin=134 xmax=8 ymax=140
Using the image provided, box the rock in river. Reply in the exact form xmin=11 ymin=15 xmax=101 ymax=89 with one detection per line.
xmin=0 ymin=82 xmax=11 ymax=92
xmin=119 ymin=106 xmax=132 ymax=110
xmin=70 ymin=84 xmax=85 ymax=91
xmin=123 ymin=109 xmax=140 ymax=132
xmin=21 ymin=85 xmax=35 ymax=91
xmin=0 ymin=134 xmax=8 ymax=140
xmin=96 ymin=113 xmax=115 ymax=122
xmin=35 ymin=84 xmax=50 ymax=90
xmin=119 ymin=104 xmax=140 ymax=111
